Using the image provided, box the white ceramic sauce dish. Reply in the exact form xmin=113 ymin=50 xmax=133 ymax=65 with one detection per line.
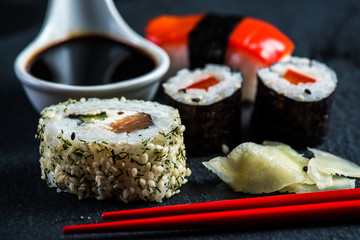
xmin=14 ymin=0 xmax=169 ymax=113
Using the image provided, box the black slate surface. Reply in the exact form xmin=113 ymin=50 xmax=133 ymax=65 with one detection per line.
xmin=1 ymin=0 xmax=360 ymax=239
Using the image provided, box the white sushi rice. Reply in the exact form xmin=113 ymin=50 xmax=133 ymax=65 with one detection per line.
xmin=258 ymin=57 xmax=337 ymax=101
xmin=163 ymin=64 xmax=242 ymax=105
xmin=36 ymin=98 xmax=191 ymax=203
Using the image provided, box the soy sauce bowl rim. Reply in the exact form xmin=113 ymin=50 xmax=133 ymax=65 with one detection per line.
xmin=17 ymin=61 xmax=168 ymax=93
xmin=15 ymin=48 xmax=169 ymax=94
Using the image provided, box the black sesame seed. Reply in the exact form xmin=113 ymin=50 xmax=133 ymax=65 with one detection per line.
xmin=304 ymin=89 xmax=312 ymax=95
xmin=178 ymin=88 xmax=187 ymax=94
xmin=118 ymin=111 xmax=124 ymax=115
xmin=71 ymin=132 xmax=75 ymax=140
xmin=68 ymin=114 xmax=80 ymax=119
xmin=191 ymin=98 xmax=200 ymax=103
xmin=303 ymin=166 xmax=308 ymax=172
xmin=301 ymin=149 xmax=315 ymax=159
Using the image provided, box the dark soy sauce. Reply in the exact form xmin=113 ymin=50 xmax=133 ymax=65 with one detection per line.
xmin=26 ymin=35 xmax=156 ymax=86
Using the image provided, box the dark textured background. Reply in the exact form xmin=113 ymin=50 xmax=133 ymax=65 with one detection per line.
xmin=1 ymin=0 xmax=360 ymax=239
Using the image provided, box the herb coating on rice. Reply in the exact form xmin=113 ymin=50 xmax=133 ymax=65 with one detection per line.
xmin=36 ymin=98 xmax=191 ymax=203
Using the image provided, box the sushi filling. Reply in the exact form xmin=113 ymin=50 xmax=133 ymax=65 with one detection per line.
xmin=185 ymin=75 xmax=220 ymax=91
xmin=282 ymin=69 xmax=317 ymax=85
xmin=163 ymin=64 xmax=242 ymax=105
xmin=258 ymin=57 xmax=337 ymax=102
xmin=110 ymin=113 xmax=153 ymax=134
xmin=68 ymin=110 xmax=154 ymax=134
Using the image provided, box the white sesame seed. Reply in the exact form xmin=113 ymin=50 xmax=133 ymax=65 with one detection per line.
xmin=110 ymin=166 xmax=118 ymax=173
xmin=157 ymin=166 xmax=164 ymax=173
xmin=179 ymin=125 xmax=186 ymax=133
xmin=155 ymin=145 xmax=163 ymax=151
xmin=296 ymin=94 xmax=305 ymax=101
xmin=70 ymin=177 xmax=78 ymax=184
xmin=146 ymin=171 xmax=154 ymax=180
xmin=69 ymin=183 xmax=75 ymax=192
xmin=123 ymin=189 xmax=129 ymax=199
xmin=106 ymin=182 xmax=113 ymax=191
xmin=140 ymin=178 xmax=146 ymax=187
xmin=186 ymin=168 xmax=192 ymax=176
xmin=100 ymin=157 xmax=106 ymax=166
xmin=142 ymin=189 xmax=149 ymax=197
xmin=174 ymin=168 xmax=179 ymax=177
xmin=131 ymin=168 xmax=138 ymax=177
xmin=162 ymin=147 xmax=169 ymax=154
xmin=157 ymin=181 xmax=164 ymax=190
xmin=133 ymin=155 xmax=140 ymax=162
xmin=148 ymin=180 xmax=156 ymax=188
xmin=147 ymin=143 xmax=155 ymax=151
xmin=65 ymin=176 xmax=70 ymax=185
xmin=221 ymin=144 xmax=230 ymax=154
xmin=170 ymin=176 xmax=176 ymax=185
xmin=141 ymin=153 xmax=149 ymax=164
xmin=165 ymin=190 xmax=172 ymax=198
xmin=106 ymin=161 xmax=111 ymax=170
xmin=78 ymin=192 xmax=84 ymax=199
xmin=108 ymin=176 xmax=114 ymax=183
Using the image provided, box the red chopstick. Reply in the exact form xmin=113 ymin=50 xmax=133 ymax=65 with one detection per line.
xmin=63 ymin=198 xmax=360 ymax=234
xmin=102 ymin=188 xmax=360 ymax=220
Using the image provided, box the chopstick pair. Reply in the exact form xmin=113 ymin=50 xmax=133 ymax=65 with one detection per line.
xmin=63 ymin=188 xmax=360 ymax=234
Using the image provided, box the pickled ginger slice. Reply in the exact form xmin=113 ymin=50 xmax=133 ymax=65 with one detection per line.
xmin=307 ymin=148 xmax=360 ymax=189
xmin=280 ymin=176 xmax=355 ymax=193
xmin=203 ymin=142 xmax=312 ymax=194
xmin=309 ymin=148 xmax=360 ymax=177
xmin=307 ymin=162 xmax=333 ymax=189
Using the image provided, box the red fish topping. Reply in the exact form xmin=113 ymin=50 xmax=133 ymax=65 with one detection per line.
xmin=228 ymin=17 xmax=294 ymax=65
xmin=283 ymin=69 xmax=317 ymax=85
xmin=145 ymin=14 xmax=294 ymax=66
xmin=146 ymin=14 xmax=203 ymax=46
xmin=185 ymin=75 xmax=220 ymax=91
xmin=110 ymin=113 xmax=153 ymax=134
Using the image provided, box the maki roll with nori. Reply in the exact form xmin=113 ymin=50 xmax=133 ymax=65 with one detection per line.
xmin=36 ymin=98 xmax=191 ymax=202
xmin=252 ymin=57 xmax=337 ymax=148
xmin=163 ymin=64 xmax=242 ymax=156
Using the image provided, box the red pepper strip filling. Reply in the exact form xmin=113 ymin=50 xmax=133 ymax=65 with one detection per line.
xmin=185 ymin=75 xmax=220 ymax=91
xmin=282 ymin=69 xmax=317 ymax=85
xmin=110 ymin=113 xmax=153 ymax=134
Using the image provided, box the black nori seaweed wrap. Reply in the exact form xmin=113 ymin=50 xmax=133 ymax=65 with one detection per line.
xmin=188 ymin=14 xmax=243 ymax=69
xmin=252 ymin=78 xmax=335 ymax=148
xmin=166 ymin=88 xmax=242 ymax=156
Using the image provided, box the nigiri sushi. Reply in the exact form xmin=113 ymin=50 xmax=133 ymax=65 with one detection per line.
xmin=146 ymin=14 xmax=295 ymax=102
